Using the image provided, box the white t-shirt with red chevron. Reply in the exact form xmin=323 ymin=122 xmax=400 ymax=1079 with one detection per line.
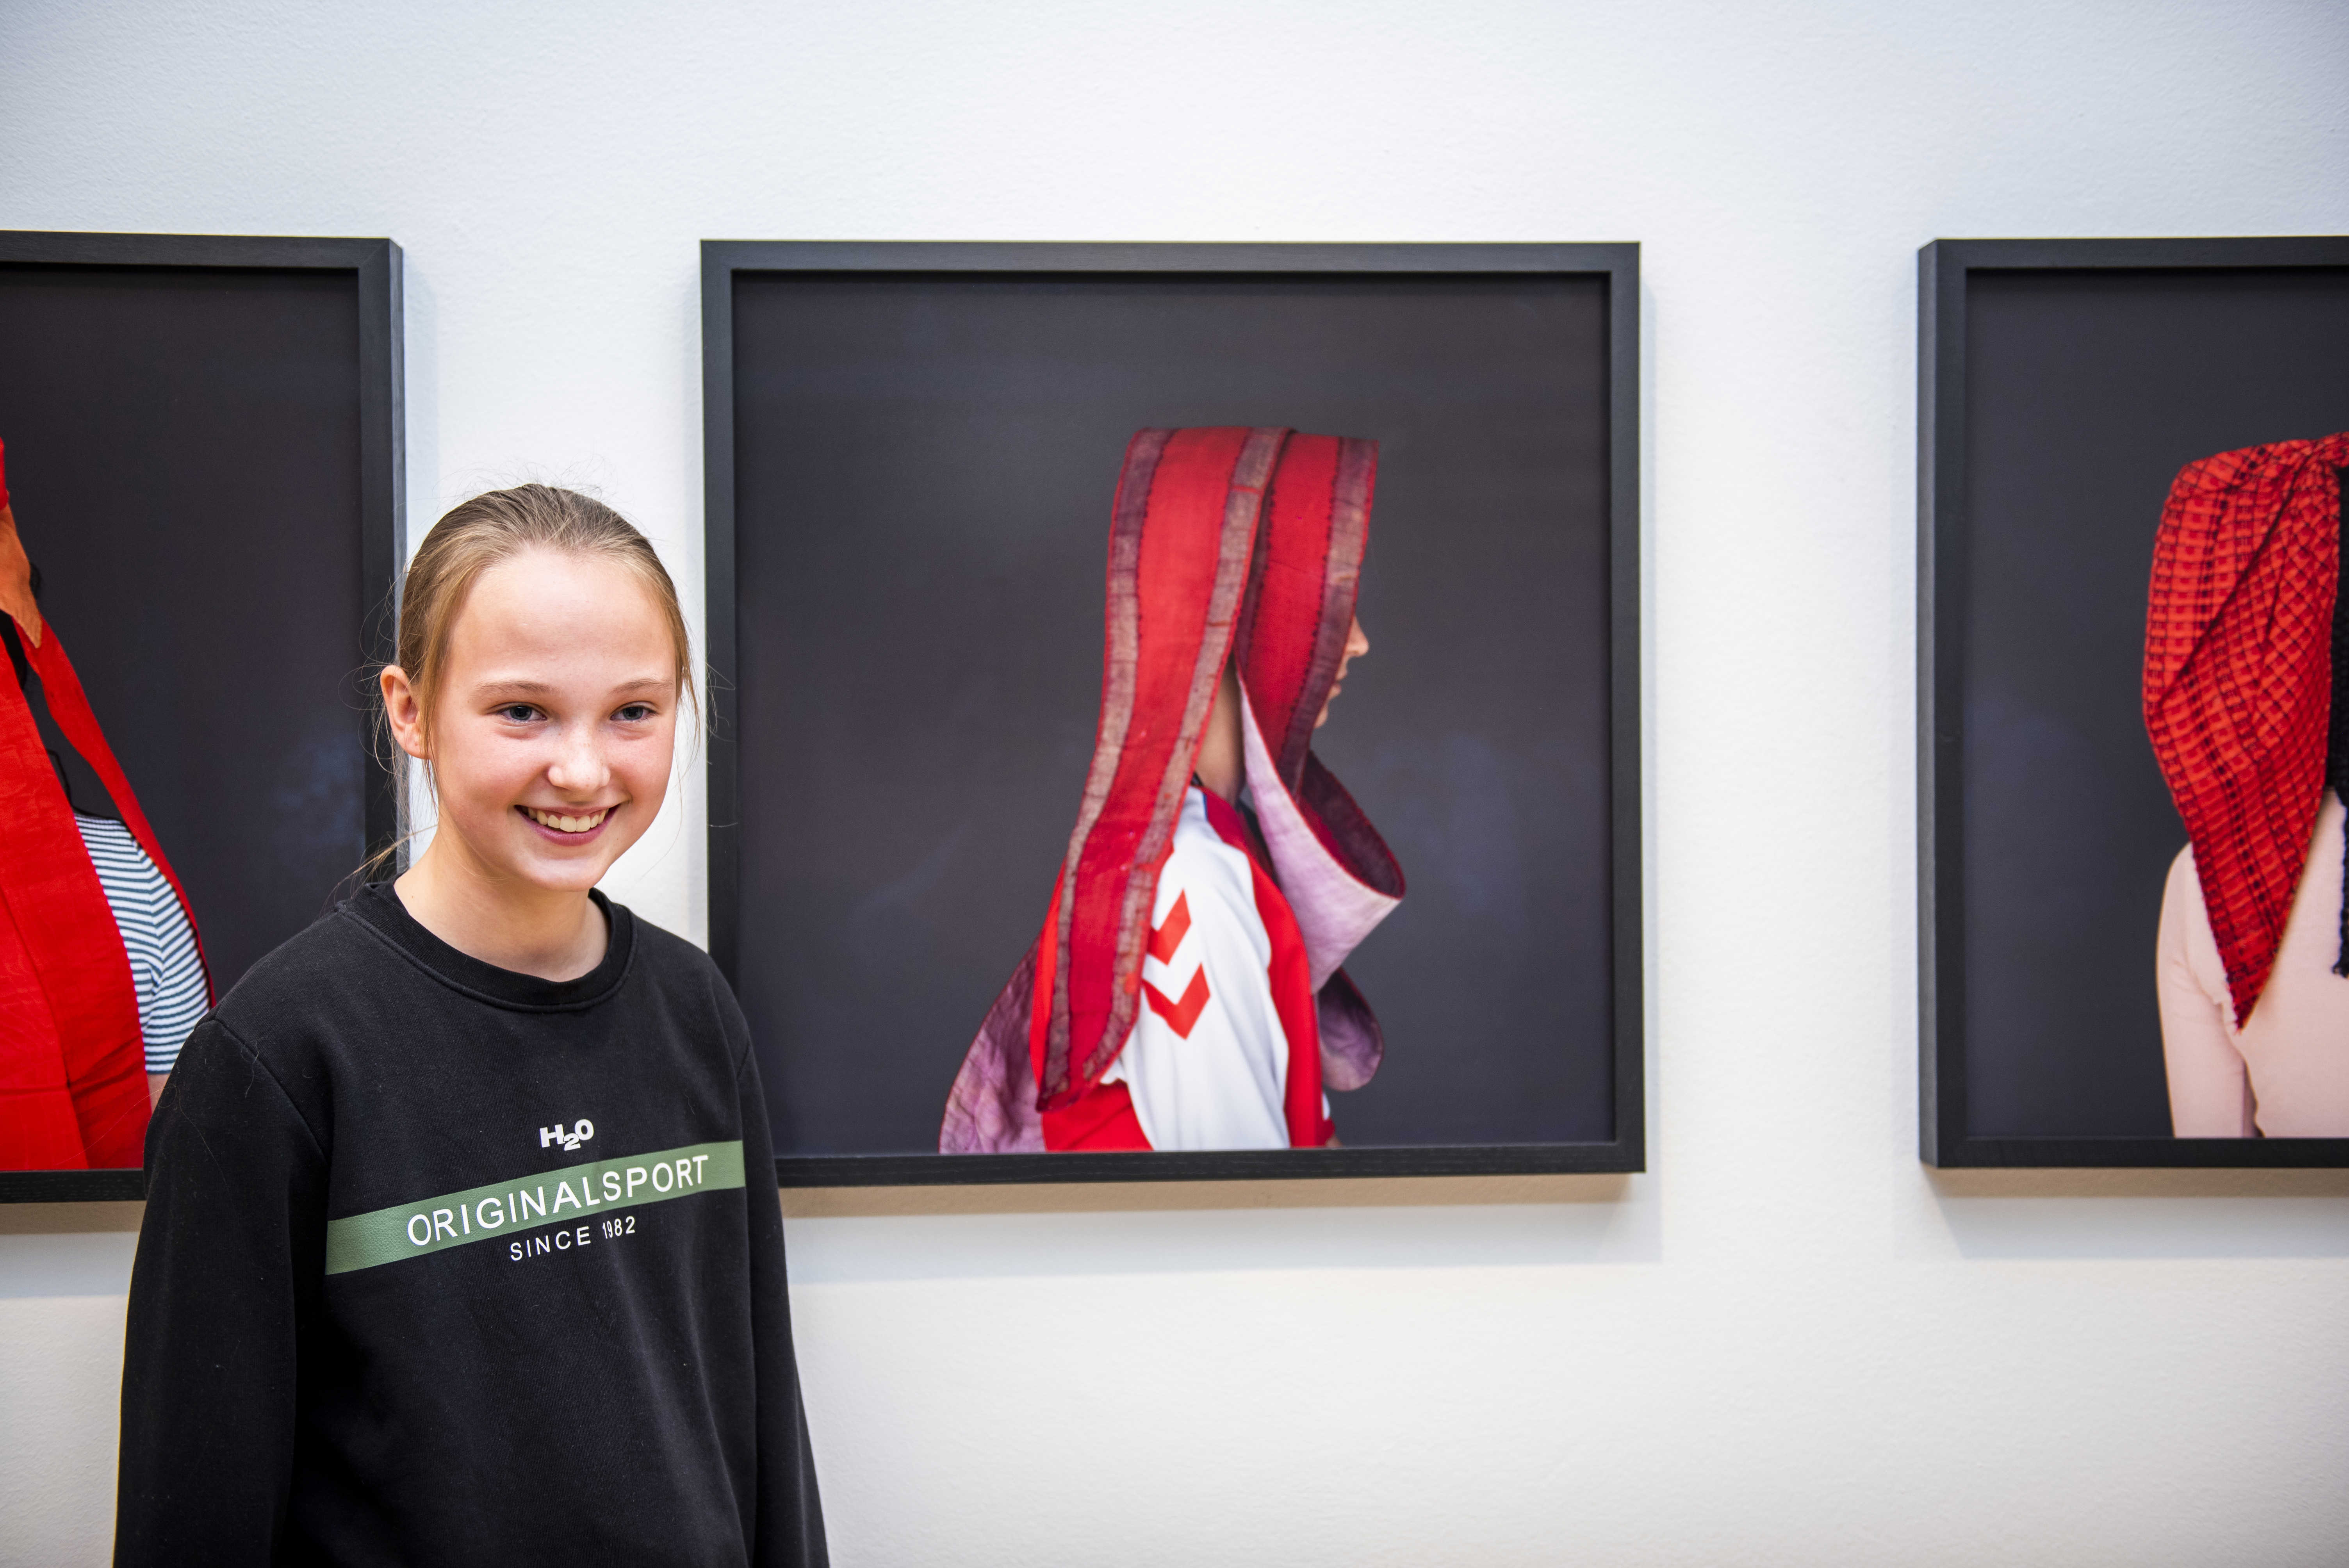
xmin=1100 ymin=786 xmax=1295 ymax=1150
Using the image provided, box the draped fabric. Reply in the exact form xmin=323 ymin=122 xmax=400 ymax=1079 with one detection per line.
xmin=0 ymin=438 xmax=211 ymax=1169
xmin=941 ymin=427 xmax=1404 ymax=1154
xmin=2143 ymin=433 xmax=2349 ymax=1027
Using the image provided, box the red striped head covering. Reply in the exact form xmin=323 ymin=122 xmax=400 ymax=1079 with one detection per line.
xmin=941 ymin=427 xmax=1405 ymax=1152
xmin=2143 ymin=432 xmax=2349 ymax=1025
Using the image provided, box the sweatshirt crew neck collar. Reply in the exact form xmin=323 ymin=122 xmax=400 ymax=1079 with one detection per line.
xmin=345 ymin=882 xmax=635 ymax=1012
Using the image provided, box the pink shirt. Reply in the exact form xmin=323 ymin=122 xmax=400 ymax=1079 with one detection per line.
xmin=2158 ymin=790 xmax=2349 ymax=1136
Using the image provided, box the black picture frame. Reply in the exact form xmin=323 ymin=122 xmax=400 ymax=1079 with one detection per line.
xmin=0 ymin=230 xmax=405 ymax=1202
xmin=705 ymin=241 xmax=1644 ymax=1186
xmin=1919 ymin=235 xmax=2349 ymax=1168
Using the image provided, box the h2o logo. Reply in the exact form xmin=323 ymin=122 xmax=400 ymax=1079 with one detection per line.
xmin=539 ymin=1119 xmax=594 ymax=1153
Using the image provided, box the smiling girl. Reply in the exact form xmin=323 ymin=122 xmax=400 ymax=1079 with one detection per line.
xmin=115 ymin=486 xmax=826 ymax=1566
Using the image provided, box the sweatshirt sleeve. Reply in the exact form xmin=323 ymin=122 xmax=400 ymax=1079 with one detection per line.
xmin=734 ymin=1022 xmax=829 ymax=1567
xmin=115 ymin=1017 xmax=328 ymax=1566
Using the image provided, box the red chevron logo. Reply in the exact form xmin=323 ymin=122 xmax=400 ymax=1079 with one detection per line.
xmin=1142 ymin=967 xmax=1211 ymax=1038
xmin=1149 ymin=891 xmax=1191 ymax=964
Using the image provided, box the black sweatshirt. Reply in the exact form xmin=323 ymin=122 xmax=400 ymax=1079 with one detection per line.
xmin=116 ymin=884 xmax=826 ymax=1567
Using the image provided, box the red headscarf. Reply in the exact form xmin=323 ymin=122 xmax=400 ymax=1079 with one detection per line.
xmin=2144 ymin=432 xmax=2349 ymax=1025
xmin=0 ymin=437 xmax=210 ymax=1169
xmin=942 ymin=427 xmax=1404 ymax=1153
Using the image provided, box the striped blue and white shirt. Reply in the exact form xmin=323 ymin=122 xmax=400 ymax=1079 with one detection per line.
xmin=73 ymin=815 xmax=208 ymax=1074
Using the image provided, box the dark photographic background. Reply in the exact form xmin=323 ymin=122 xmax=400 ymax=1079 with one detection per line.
xmin=730 ymin=271 xmax=1614 ymax=1156
xmin=0 ymin=265 xmax=367 ymax=1004
xmin=1961 ymin=267 xmax=2349 ymax=1137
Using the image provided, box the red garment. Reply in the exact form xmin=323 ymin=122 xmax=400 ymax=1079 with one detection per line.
xmin=1031 ymin=789 xmax=1331 ymax=1150
xmin=0 ymin=437 xmax=209 ymax=1169
xmin=2143 ymin=432 xmax=2349 ymax=1025
xmin=943 ymin=426 xmax=1404 ymax=1153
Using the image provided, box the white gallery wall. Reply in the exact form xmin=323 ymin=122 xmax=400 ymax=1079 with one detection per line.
xmin=5 ymin=2 xmax=2349 ymax=1563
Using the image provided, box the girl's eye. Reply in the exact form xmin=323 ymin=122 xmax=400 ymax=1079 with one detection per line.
xmin=613 ymin=704 xmax=656 ymax=723
xmin=497 ymin=704 xmax=541 ymax=723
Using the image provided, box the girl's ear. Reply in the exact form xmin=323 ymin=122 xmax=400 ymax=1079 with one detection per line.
xmin=380 ymin=666 xmax=431 ymax=761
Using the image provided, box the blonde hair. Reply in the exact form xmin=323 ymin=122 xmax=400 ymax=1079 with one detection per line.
xmin=374 ymin=484 xmax=694 ymax=868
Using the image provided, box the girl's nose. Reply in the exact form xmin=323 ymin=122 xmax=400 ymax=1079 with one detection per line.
xmin=546 ymin=727 xmax=608 ymax=791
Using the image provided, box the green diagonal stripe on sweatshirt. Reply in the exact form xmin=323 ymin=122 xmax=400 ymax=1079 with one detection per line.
xmin=324 ymin=1140 xmax=746 ymax=1275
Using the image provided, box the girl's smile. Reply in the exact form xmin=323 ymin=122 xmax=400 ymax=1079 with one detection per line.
xmin=517 ymin=803 xmax=619 ymax=841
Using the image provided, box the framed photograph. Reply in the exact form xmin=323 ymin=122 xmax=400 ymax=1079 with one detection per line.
xmin=706 ymin=241 xmax=1642 ymax=1185
xmin=1919 ymin=235 xmax=2349 ymax=1167
xmin=0 ymin=231 xmax=404 ymax=1200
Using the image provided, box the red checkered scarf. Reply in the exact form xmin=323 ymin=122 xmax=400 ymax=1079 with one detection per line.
xmin=2143 ymin=433 xmax=2349 ymax=1024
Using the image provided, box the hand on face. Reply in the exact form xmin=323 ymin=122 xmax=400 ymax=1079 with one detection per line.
xmin=383 ymin=548 xmax=679 ymax=896
xmin=1314 ymin=614 xmax=1370 ymax=729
